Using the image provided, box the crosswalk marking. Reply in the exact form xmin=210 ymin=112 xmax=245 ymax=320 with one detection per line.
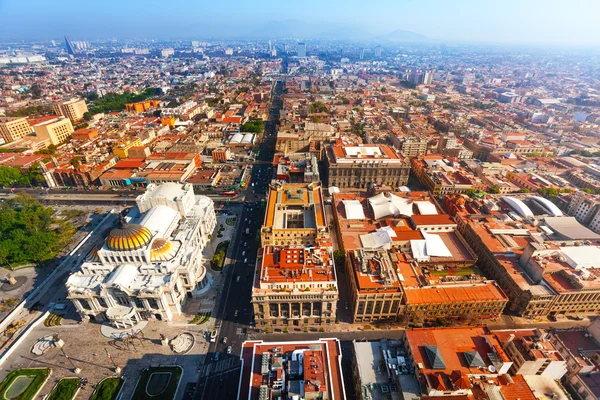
xmin=199 ymin=358 xmax=242 ymax=377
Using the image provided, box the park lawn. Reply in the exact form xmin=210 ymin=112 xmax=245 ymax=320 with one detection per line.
xmin=89 ymin=377 xmax=123 ymax=400
xmin=0 ymin=368 xmax=50 ymax=400
xmin=47 ymin=378 xmax=79 ymax=400
xmin=132 ymin=366 xmax=182 ymax=400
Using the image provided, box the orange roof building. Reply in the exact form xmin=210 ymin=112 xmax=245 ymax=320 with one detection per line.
xmin=325 ymin=143 xmax=410 ymax=189
xmin=261 ymin=183 xmax=329 ymax=247
xmin=404 ymin=327 xmax=521 ymax=398
xmin=251 ymin=244 xmax=338 ymax=329
xmin=239 ymin=339 xmax=346 ymax=400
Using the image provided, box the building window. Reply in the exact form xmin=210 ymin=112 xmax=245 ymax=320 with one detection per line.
xmin=115 ymin=295 xmax=129 ymax=306
xmin=80 ymin=299 xmax=91 ymax=310
xmin=97 ymin=297 xmax=108 ymax=308
xmin=148 ymin=298 xmax=159 ymax=309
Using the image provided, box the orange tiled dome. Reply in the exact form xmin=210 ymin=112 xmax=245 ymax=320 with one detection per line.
xmin=150 ymin=238 xmax=177 ymax=261
xmin=106 ymin=221 xmax=152 ymax=251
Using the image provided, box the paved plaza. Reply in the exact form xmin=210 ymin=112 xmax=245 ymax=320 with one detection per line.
xmin=0 ymin=208 xmax=242 ymax=400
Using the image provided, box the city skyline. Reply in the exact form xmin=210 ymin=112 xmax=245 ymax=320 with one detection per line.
xmin=1 ymin=0 xmax=600 ymax=47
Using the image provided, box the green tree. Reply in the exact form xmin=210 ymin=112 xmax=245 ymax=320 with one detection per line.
xmin=333 ymin=250 xmax=345 ymax=269
xmin=30 ymin=83 xmax=43 ymax=98
xmin=240 ymin=119 xmax=263 ymax=133
xmin=70 ymin=157 xmax=81 ymax=168
xmin=0 ymin=194 xmax=72 ymax=266
xmin=85 ymin=91 xmax=99 ymax=102
xmin=538 ymin=187 xmax=559 ymax=198
xmin=83 ymin=112 xmax=93 ymax=121
xmin=489 ymin=186 xmax=501 ymax=194
xmin=309 ymin=101 xmax=328 ymax=114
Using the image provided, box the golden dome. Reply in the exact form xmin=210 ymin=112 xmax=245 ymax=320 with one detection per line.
xmin=106 ymin=218 xmax=153 ymax=251
xmin=150 ymin=238 xmax=178 ymax=261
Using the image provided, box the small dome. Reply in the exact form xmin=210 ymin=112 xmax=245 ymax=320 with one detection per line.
xmin=107 ymin=217 xmax=153 ymax=251
xmin=88 ymin=247 xmax=101 ymax=262
xmin=150 ymin=238 xmax=177 ymax=261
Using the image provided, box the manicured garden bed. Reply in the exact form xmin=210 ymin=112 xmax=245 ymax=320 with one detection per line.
xmin=89 ymin=377 xmax=123 ymax=400
xmin=132 ymin=366 xmax=182 ymax=400
xmin=0 ymin=368 xmax=50 ymax=400
xmin=189 ymin=312 xmax=211 ymax=325
xmin=210 ymin=241 xmax=229 ymax=271
xmin=46 ymin=377 xmax=79 ymax=400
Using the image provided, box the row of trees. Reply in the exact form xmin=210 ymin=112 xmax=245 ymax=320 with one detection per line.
xmin=6 ymin=104 xmax=53 ymax=118
xmin=87 ymin=88 xmax=159 ymax=114
xmin=571 ymin=150 xmax=600 ymax=158
xmin=465 ymin=186 xmax=573 ymax=199
xmin=0 ymin=194 xmax=73 ymax=266
xmin=0 ymin=166 xmax=45 ymax=188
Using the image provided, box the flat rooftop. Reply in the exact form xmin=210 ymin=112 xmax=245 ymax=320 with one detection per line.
xmin=256 ymin=245 xmax=336 ymax=287
xmin=239 ymin=339 xmax=346 ymax=400
xmin=264 ymin=183 xmax=325 ymax=230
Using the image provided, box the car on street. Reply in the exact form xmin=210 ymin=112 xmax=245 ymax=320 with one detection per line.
xmin=234 ymin=310 xmax=239 ymax=318
xmin=222 ymin=336 xmax=228 ymax=344
xmin=214 ymin=352 xmax=220 ymax=361
xmin=227 ymin=346 xmax=232 ymax=354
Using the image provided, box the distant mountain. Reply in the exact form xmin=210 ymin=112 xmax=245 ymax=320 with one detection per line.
xmin=376 ymin=29 xmax=432 ymax=43
xmin=248 ymin=19 xmax=369 ymax=40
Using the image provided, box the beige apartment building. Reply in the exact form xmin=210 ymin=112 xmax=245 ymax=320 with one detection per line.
xmin=53 ymin=98 xmax=88 ymax=122
xmin=0 ymin=117 xmax=31 ymax=143
xmin=32 ymin=117 xmax=74 ymax=145
xmin=260 ymin=182 xmax=329 ymax=246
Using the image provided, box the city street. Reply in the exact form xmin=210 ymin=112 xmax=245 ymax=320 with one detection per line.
xmin=194 ymin=80 xmax=281 ymax=400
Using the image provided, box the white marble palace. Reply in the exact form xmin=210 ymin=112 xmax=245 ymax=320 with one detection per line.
xmin=66 ymin=183 xmax=217 ymax=327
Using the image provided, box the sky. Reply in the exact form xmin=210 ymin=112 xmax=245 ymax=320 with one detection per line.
xmin=1 ymin=0 xmax=600 ymax=46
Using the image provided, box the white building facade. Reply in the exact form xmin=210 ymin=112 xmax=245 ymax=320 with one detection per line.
xmin=67 ymin=183 xmax=217 ymax=327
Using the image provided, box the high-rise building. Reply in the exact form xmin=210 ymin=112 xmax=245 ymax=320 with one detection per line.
xmin=0 ymin=117 xmax=32 ymax=143
xmin=160 ymin=48 xmax=174 ymax=58
xmin=423 ymin=70 xmax=433 ymax=84
xmin=64 ymin=35 xmax=76 ymax=55
xmin=31 ymin=116 xmax=74 ymax=146
xmin=567 ymin=191 xmax=600 ymax=233
xmin=374 ymin=46 xmax=383 ymax=57
xmin=53 ymin=98 xmax=88 ymax=122
xmin=409 ymin=69 xmax=433 ymax=85
xmin=296 ymin=42 xmax=306 ymax=58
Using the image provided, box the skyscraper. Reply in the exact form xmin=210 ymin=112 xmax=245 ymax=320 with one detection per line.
xmin=297 ymin=42 xmax=306 ymax=58
xmin=64 ymin=35 xmax=76 ymax=55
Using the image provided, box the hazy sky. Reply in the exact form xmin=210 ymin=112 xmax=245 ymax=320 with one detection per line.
xmin=1 ymin=0 xmax=599 ymax=46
